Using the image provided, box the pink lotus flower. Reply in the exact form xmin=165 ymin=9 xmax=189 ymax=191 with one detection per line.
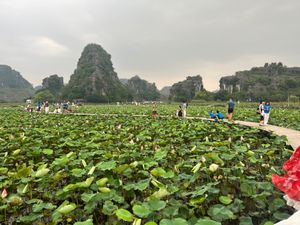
xmin=1 ymin=189 xmax=8 ymax=198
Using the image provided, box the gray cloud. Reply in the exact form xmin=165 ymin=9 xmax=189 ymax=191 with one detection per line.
xmin=0 ymin=0 xmax=299 ymax=90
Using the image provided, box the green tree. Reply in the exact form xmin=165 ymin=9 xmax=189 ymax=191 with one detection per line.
xmin=195 ymin=90 xmax=215 ymax=101
xmin=42 ymin=75 xmax=64 ymax=93
xmin=214 ymin=90 xmax=230 ymax=101
xmin=33 ymin=90 xmax=55 ymax=103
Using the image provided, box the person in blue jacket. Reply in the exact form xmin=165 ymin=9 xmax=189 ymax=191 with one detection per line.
xmin=209 ymin=111 xmax=216 ymax=119
xmin=216 ymin=110 xmax=224 ymax=119
xmin=263 ymin=101 xmax=271 ymax=125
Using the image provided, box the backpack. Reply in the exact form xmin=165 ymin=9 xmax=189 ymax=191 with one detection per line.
xmin=178 ymin=110 xmax=183 ymax=117
xmin=256 ymin=107 xmax=260 ymax=114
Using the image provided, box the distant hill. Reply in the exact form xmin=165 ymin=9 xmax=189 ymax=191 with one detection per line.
xmin=62 ymin=43 xmax=129 ymax=102
xmin=160 ymin=86 xmax=171 ymax=99
xmin=34 ymin=85 xmax=43 ymax=91
xmin=169 ymin=75 xmax=204 ymax=102
xmin=219 ymin=63 xmax=300 ymax=101
xmin=123 ymin=75 xmax=160 ymax=101
xmin=0 ymin=65 xmax=34 ymax=102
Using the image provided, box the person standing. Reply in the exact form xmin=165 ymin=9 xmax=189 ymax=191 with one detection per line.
xmin=258 ymin=101 xmax=265 ymax=126
xmin=151 ymin=103 xmax=158 ymax=117
xmin=36 ymin=101 xmax=41 ymax=112
xmin=263 ymin=101 xmax=271 ymax=125
xmin=227 ymin=98 xmax=235 ymax=121
xmin=44 ymin=101 xmax=49 ymax=113
xmin=182 ymin=101 xmax=188 ymax=118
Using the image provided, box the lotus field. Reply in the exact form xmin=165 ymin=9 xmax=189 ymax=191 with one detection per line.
xmin=0 ymin=104 xmax=298 ymax=225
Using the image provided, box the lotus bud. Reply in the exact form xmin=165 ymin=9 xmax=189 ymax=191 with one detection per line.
xmin=209 ymin=163 xmax=219 ymax=172
xmin=1 ymin=189 xmax=8 ymax=198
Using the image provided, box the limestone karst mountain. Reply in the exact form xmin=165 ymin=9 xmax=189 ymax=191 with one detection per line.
xmin=121 ymin=75 xmax=160 ymax=101
xmin=218 ymin=63 xmax=300 ymax=101
xmin=160 ymin=86 xmax=171 ymax=99
xmin=42 ymin=74 xmax=64 ymax=94
xmin=169 ymin=75 xmax=204 ymax=102
xmin=62 ymin=44 xmax=129 ymax=102
xmin=0 ymin=65 xmax=34 ymax=102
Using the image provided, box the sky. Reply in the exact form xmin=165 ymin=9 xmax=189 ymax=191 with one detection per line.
xmin=0 ymin=0 xmax=300 ymax=91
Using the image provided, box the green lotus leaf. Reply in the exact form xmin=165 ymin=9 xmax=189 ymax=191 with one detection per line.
xmin=160 ymin=218 xmax=188 ymax=225
xmin=42 ymin=149 xmax=53 ymax=155
xmin=132 ymin=204 xmax=152 ymax=218
xmin=146 ymin=198 xmax=166 ymax=211
xmin=32 ymin=202 xmax=56 ymax=213
xmin=102 ymin=200 xmax=118 ymax=215
xmin=219 ymin=196 xmax=232 ymax=205
xmin=115 ymin=209 xmax=133 ymax=222
xmin=0 ymin=167 xmax=8 ymax=174
xmin=144 ymin=222 xmax=158 ymax=225
xmin=73 ymin=219 xmax=93 ymax=225
xmin=207 ymin=204 xmax=235 ymax=221
xmin=17 ymin=213 xmax=43 ymax=223
xmin=195 ymin=219 xmax=221 ymax=225
xmin=97 ymin=161 xmax=116 ymax=171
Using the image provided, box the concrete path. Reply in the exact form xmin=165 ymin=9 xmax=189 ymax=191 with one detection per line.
xmin=235 ymin=120 xmax=300 ymax=150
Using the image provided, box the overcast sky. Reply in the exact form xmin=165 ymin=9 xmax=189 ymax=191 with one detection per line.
xmin=0 ymin=0 xmax=299 ymax=90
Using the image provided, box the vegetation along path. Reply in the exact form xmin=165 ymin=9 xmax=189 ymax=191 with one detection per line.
xmin=56 ymin=112 xmax=300 ymax=150
xmin=234 ymin=120 xmax=300 ymax=150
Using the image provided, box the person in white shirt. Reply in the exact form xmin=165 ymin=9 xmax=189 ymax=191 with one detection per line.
xmin=182 ymin=101 xmax=188 ymax=118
